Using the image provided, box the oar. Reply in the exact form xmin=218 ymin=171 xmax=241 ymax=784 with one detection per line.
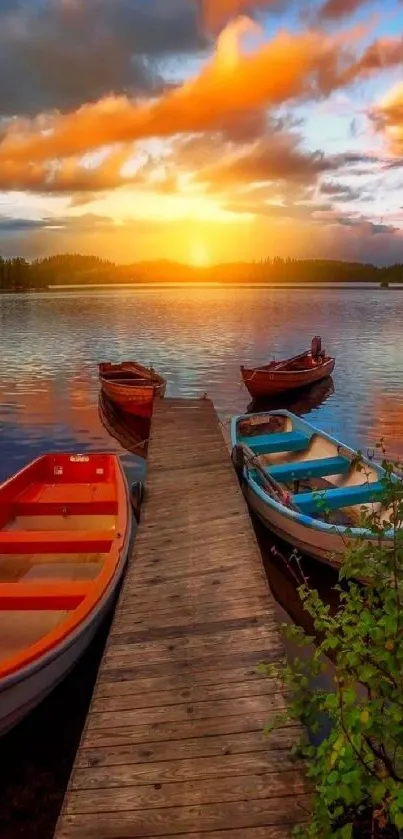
xmin=238 ymin=443 xmax=301 ymax=512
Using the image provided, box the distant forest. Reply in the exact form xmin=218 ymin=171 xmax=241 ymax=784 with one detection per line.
xmin=0 ymin=254 xmax=402 ymax=291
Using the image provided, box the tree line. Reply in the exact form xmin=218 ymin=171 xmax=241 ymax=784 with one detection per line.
xmin=1 ymin=253 xmax=403 ymax=290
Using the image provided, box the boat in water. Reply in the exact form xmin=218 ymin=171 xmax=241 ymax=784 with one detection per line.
xmin=99 ymin=361 xmax=166 ymax=419
xmin=231 ymin=409 xmax=399 ymax=572
xmin=241 ymin=336 xmax=335 ymax=399
xmin=0 ymin=452 xmax=131 ymax=735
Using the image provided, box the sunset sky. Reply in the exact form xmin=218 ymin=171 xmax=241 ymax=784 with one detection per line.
xmin=1 ymin=0 xmax=403 ymax=265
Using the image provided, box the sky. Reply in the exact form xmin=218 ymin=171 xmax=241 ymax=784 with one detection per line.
xmin=1 ymin=0 xmax=403 ymax=266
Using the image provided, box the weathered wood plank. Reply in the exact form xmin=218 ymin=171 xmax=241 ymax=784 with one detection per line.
xmin=87 ymin=693 xmax=288 ymax=731
xmin=72 ymin=751 xmax=304 ymax=790
xmin=95 ymin=663 xmax=269 ymax=697
xmin=53 ymin=398 xmax=306 ymax=839
xmin=57 ymin=795 xmax=311 ymax=837
xmin=91 ymin=677 xmax=281 ymax=713
xmin=76 ymin=727 xmax=300 ymax=768
xmin=65 ymin=771 xmax=308 ymax=813
xmin=83 ymin=710 xmax=296 ymax=750
xmin=98 ymin=647 xmax=284 ymax=684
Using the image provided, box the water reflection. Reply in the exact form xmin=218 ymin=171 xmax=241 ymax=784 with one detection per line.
xmin=247 ymin=375 xmax=335 ymax=418
xmin=98 ymin=392 xmax=150 ymax=459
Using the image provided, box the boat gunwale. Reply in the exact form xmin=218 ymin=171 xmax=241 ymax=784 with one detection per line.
xmin=230 ymin=409 xmax=394 ymax=540
xmin=98 ymin=361 xmax=166 ymax=389
xmin=241 ymin=356 xmax=335 ymax=378
xmin=0 ymin=453 xmax=132 ymax=685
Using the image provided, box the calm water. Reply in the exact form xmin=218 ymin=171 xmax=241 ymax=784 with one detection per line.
xmin=1 ymin=286 xmax=403 ymax=479
xmin=0 ymin=286 xmax=402 ymax=836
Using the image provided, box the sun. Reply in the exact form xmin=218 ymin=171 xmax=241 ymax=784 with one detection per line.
xmin=189 ymin=241 xmax=211 ymax=267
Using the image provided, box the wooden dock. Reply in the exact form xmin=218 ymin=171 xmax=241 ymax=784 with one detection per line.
xmin=54 ymin=397 xmax=309 ymax=838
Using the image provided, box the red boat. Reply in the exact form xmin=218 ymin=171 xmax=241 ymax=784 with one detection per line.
xmin=99 ymin=361 xmax=166 ymax=419
xmin=241 ymin=337 xmax=335 ymax=399
xmin=0 ymin=452 xmax=130 ymax=734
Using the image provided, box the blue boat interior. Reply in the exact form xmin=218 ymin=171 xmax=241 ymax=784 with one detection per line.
xmin=295 ymin=481 xmax=384 ymax=515
xmin=237 ymin=412 xmax=388 ymax=525
xmin=238 ymin=430 xmax=309 ymax=455
xmin=265 ymin=455 xmax=350 ymax=482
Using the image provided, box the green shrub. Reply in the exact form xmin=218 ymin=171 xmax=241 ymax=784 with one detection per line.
xmin=260 ymin=447 xmax=403 ymax=837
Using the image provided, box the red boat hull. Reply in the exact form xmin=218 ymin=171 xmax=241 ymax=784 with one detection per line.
xmin=99 ymin=379 xmax=155 ymax=418
xmin=99 ymin=361 xmax=166 ymax=419
xmin=241 ymin=355 xmax=335 ymax=399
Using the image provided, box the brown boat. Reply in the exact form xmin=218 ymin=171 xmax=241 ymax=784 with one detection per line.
xmin=241 ymin=337 xmax=335 ymax=399
xmin=99 ymin=361 xmax=166 ymax=419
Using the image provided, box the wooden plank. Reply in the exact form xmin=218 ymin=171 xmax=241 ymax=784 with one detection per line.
xmin=72 ymin=751 xmax=304 ymax=790
xmin=83 ymin=710 xmax=296 ymax=750
xmin=112 ymin=598 xmax=270 ymax=629
xmin=91 ymin=677 xmax=281 ymax=713
xmin=76 ymin=728 xmax=300 ymax=768
xmin=65 ymin=771 xmax=308 ymax=813
xmin=95 ymin=664 xmax=272 ymax=697
xmin=98 ymin=647 xmax=284 ymax=685
xmin=57 ymin=795 xmax=311 ymax=837
xmin=86 ymin=693 xmax=288 ymax=732
xmin=54 ymin=398 xmax=306 ymax=839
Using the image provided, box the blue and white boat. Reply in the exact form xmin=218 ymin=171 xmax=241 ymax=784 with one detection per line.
xmin=230 ymin=410 xmax=397 ymax=570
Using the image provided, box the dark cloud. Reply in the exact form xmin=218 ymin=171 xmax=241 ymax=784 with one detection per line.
xmin=319 ymin=180 xmax=361 ymax=201
xmin=225 ymin=198 xmax=332 ymax=219
xmin=195 ymin=133 xmax=339 ymax=190
xmin=0 ymin=213 xmax=128 ymax=237
xmin=0 ymin=216 xmax=46 ymax=234
xmin=0 ymin=0 xmax=206 ymax=117
xmin=318 ymin=0 xmax=371 ymax=20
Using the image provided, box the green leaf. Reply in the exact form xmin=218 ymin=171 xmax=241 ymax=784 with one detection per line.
xmin=394 ymin=812 xmax=403 ymax=830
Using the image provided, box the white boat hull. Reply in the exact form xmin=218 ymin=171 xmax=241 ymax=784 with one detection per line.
xmin=244 ymin=484 xmax=393 ymax=568
xmin=244 ymin=484 xmax=344 ymax=565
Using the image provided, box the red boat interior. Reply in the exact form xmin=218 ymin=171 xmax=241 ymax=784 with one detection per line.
xmin=101 ymin=370 xmax=151 ymax=384
xmin=0 ymin=454 xmax=126 ymax=675
xmin=258 ymin=352 xmax=329 ymax=373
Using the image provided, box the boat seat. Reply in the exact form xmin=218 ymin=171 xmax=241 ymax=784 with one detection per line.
xmin=240 ymin=430 xmax=309 ymax=455
xmin=0 ymin=581 xmax=90 ymax=609
xmin=14 ymin=483 xmax=118 ymax=516
xmin=295 ymin=481 xmax=384 ymax=515
xmin=266 ymin=455 xmax=350 ymax=483
xmin=0 ymin=531 xmax=114 ymax=555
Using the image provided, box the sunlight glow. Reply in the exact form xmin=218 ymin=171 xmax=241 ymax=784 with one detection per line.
xmin=189 ymin=241 xmax=211 ymax=267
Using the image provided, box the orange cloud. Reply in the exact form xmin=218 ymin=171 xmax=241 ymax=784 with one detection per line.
xmin=371 ymin=82 xmax=403 ymax=155
xmin=0 ymin=19 xmax=358 ymax=171
xmin=0 ymin=145 xmax=136 ymax=193
xmin=340 ymin=36 xmax=403 ymax=86
xmin=0 ymin=15 xmax=399 ymax=197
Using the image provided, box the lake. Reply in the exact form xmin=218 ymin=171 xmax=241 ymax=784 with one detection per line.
xmin=0 ymin=285 xmax=402 ymax=836
xmin=1 ymin=286 xmax=403 ymax=479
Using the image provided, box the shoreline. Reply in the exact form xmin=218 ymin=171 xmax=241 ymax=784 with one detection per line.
xmin=1 ymin=282 xmax=403 ymax=293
